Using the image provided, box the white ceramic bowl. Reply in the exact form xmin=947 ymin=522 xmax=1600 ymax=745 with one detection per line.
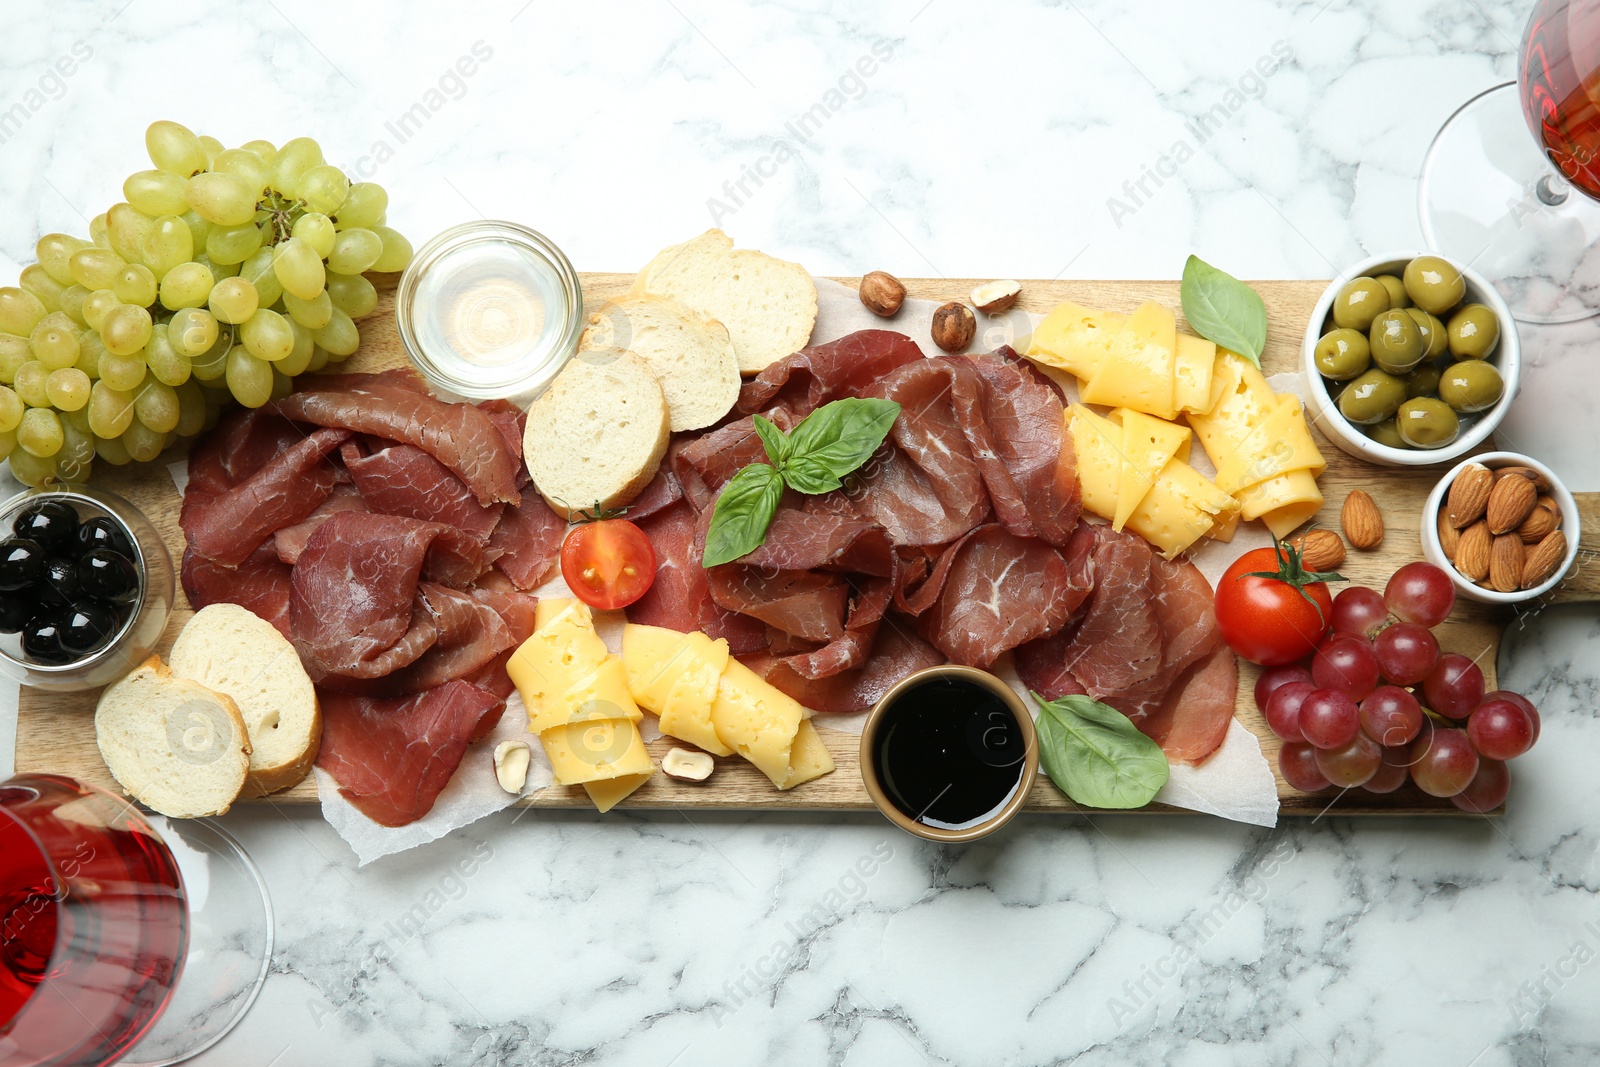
xmin=1420 ymin=451 xmax=1580 ymax=605
xmin=1301 ymin=251 xmax=1520 ymax=467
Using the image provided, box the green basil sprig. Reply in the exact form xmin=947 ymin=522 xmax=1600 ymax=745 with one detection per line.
xmin=1180 ymin=254 xmax=1268 ymax=368
xmin=1033 ymin=692 xmax=1170 ymax=809
xmin=702 ymin=397 xmax=901 ymax=567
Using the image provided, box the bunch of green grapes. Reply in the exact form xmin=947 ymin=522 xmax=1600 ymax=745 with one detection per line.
xmin=0 ymin=120 xmax=413 ymax=487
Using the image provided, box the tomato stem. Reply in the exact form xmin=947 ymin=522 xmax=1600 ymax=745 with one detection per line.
xmin=1240 ymin=529 xmax=1348 ymax=627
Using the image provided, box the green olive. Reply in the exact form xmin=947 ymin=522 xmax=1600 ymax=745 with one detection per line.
xmin=1402 ymin=255 xmax=1466 ymax=315
xmin=1374 ymin=274 xmax=1410 ymax=309
xmin=1314 ymin=328 xmax=1371 ymax=380
xmin=1405 ymin=307 xmax=1448 ymax=358
xmin=1395 ymin=396 xmax=1460 ymax=449
xmin=1331 ymin=277 xmax=1392 ymax=332
xmin=1337 ymin=368 xmax=1407 ymax=425
xmin=1366 ymin=417 xmax=1409 ymax=449
xmin=1369 ymin=309 xmax=1424 ymax=374
xmin=1446 ymin=303 xmax=1500 ymax=359
xmin=1326 ymin=377 xmax=1349 ymax=404
xmin=1438 ymin=359 xmax=1505 ymax=413
xmin=1404 ymin=361 xmax=1443 ymax=399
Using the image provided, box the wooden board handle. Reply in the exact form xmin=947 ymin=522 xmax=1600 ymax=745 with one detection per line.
xmin=1545 ymin=491 xmax=1600 ymax=604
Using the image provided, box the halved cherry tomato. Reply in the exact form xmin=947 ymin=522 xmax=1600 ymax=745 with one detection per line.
xmin=560 ymin=518 xmax=657 ymax=611
xmin=1216 ymin=541 xmax=1343 ymax=666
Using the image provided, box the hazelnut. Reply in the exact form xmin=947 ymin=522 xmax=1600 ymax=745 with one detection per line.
xmin=858 ymin=271 xmax=906 ymax=317
xmin=970 ymin=279 xmax=1022 ymax=314
xmin=493 ymin=740 xmax=531 ymax=794
xmin=662 ymin=747 xmax=715 ymax=782
xmin=931 ymin=302 xmax=976 ymax=353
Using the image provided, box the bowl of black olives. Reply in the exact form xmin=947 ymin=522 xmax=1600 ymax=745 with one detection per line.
xmin=0 ymin=488 xmax=174 ymax=691
xmin=1301 ymin=251 xmax=1520 ymax=466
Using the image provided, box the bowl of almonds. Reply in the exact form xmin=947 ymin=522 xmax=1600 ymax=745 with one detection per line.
xmin=1421 ymin=451 xmax=1579 ymax=604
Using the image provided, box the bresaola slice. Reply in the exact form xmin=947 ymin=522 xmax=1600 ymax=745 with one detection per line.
xmin=342 ymin=439 xmax=504 ymax=543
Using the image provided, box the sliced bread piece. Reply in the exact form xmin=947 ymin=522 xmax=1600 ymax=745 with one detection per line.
xmin=578 ymin=295 xmax=740 ymax=432
xmin=632 ymin=228 xmax=817 ymax=376
xmin=168 ymin=603 xmax=321 ymax=796
xmin=95 ymin=655 xmax=251 ymax=818
xmin=524 ymin=349 xmax=670 ymax=512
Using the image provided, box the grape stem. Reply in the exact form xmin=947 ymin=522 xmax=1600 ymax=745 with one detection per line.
xmin=257 ymin=189 xmax=306 ymax=246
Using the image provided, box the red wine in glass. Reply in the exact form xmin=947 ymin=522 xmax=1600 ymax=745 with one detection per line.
xmin=1521 ymin=0 xmax=1600 ymax=199
xmin=0 ymin=775 xmax=187 ymax=1067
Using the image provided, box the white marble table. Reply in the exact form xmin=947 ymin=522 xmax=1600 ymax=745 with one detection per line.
xmin=4 ymin=1 xmax=1600 ymax=1063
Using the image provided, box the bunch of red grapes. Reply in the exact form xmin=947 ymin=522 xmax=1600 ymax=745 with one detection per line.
xmin=1256 ymin=561 xmax=1539 ymax=812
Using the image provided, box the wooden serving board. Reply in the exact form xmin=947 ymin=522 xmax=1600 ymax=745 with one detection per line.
xmin=15 ymin=276 xmax=1600 ymax=817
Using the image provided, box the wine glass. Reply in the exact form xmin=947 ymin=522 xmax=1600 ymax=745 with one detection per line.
xmin=1419 ymin=0 xmax=1600 ymax=322
xmin=0 ymin=775 xmax=272 ymax=1067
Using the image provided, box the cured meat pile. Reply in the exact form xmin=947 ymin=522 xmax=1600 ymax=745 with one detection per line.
xmin=179 ymin=369 xmax=567 ymax=825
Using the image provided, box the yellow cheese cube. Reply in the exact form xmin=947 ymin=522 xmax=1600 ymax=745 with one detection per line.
xmin=1081 ymin=301 xmax=1177 ymax=419
xmin=1213 ymin=394 xmax=1328 ymax=496
xmin=777 ymin=719 xmax=836 ymax=790
xmin=1238 ymin=468 xmax=1325 ymax=532
xmin=1188 ymin=352 xmax=1278 ymax=470
xmin=1109 ymin=408 xmax=1192 ymax=532
xmin=1065 ymin=404 xmax=1123 ymax=523
xmin=584 ymin=772 xmax=653 ymax=813
xmin=509 ymin=599 xmax=609 ymax=722
xmin=660 ymin=638 xmax=734 ymax=757
xmin=1174 ymin=333 xmax=1217 ymax=415
xmin=1124 ymin=456 xmax=1240 ymax=560
xmin=526 ymin=656 xmax=643 ymax=735
xmin=1027 ymin=302 xmax=1126 ymax=380
xmin=710 ymin=658 xmax=804 ymax=788
xmin=540 ymin=717 xmax=655 ymax=785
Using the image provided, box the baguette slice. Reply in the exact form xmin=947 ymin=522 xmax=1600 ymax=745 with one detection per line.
xmin=632 ymin=229 xmax=817 ymax=376
xmin=95 ymin=655 xmax=251 ymax=819
xmin=524 ymin=349 xmax=670 ymax=512
xmin=579 ymin=295 xmax=740 ymax=432
xmin=168 ymin=603 xmax=321 ymax=796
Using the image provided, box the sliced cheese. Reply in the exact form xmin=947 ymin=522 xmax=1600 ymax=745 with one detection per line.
xmin=1212 ymin=394 xmax=1328 ymax=496
xmin=1124 ymin=456 xmax=1240 ymax=560
xmin=1207 ymin=507 xmax=1241 ymax=542
xmin=526 ymin=657 xmax=644 ymax=735
xmin=710 ymin=658 xmax=805 ymax=788
xmin=660 ymin=636 xmax=734 ymax=757
xmin=620 ymin=623 xmax=696 ymax=713
xmin=1026 ymin=302 xmax=1126 ymax=380
xmin=1080 ymin=301 xmax=1177 ymax=419
xmin=1065 ymin=404 xmax=1123 ymax=523
xmin=584 ymin=772 xmax=653 ymax=813
xmin=1174 ymin=333 xmax=1217 ymax=415
xmin=1109 ymin=408 xmax=1192 ymax=532
xmin=1188 ymin=351 xmax=1278 ymax=469
xmin=509 ymin=598 xmax=608 ymax=720
xmin=540 ymin=717 xmax=655 ymax=785
xmin=1238 ymin=468 xmax=1326 ymax=533
xmin=776 ymin=719 xmax=835 ymax=790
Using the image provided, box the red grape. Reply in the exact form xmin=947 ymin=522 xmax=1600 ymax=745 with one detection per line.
xmin=1264 ymin=680 xmax=1316 ymax=743
xmin=1409 ymin=727 xmax=1479 ymax=797
xmin=1467 ymin=698 xmax=1535 ymax=760
xmin=1385 ymin=561 xmax=1456 ymax=627
xmin=1312 ymin=636 xmax=1380 ymax=701
xmin=1363 ymin=746 xmax=1412 ymax=793
xmin=1255 ymin=664 xmax=1314 ymax=711
xmin=1422 ymin=653 xmax=1486 ymax=719
xmin=1315 ymin=732 xmax=1382 ymax=787
xmin=1359 ymin=685 xmax=1424 ymax=747
xmin=1485 ymin=690 xmax=1540 ymax=745
xmin=1451 ymin=758 xmax=1511 ymax=813
xmin=1330 ymin=586 xmax=1389 ymax=639
xmin=1280 ymin=742 xmax=1331 ymax=791
xmin=1300 ymin=688 xmax=1360 ymax=749
xmin=1372 ymin=622 xmax=1440 ymax=686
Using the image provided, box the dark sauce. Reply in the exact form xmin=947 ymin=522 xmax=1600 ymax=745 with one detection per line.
xmin=873 ymin=676 xmax=1027 ymax=830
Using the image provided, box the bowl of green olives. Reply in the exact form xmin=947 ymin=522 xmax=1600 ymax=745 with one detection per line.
xmin=1302 ymin=252 xmax=1519 ymax=466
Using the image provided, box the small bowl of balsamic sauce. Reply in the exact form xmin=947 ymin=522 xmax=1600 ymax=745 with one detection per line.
xmin=860 ymin=666 xmax=1037 ymax=843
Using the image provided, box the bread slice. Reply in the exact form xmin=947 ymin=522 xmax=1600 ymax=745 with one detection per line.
xmin=168 ymin=603 xmax=321 ymax=796
xmin=95 ymin=655 xmax=251 ymax=819
xmin=579 ymin=295 xmax=740 ymax=432
xmin=524 ymin=349 xmax=670 ymax=512
xmin=631 ymin=229 xmax=817 ymax=376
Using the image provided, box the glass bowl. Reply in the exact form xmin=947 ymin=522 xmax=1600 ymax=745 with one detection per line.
xmin=0 ymin=487 xmax=174 ymax=692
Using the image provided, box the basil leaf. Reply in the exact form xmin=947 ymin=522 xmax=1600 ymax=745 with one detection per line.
xmin=1033 ymin=692 xmax=1170 ymax=809
xmin=702 ymin=463 xmax=785 ymax=567
xmin=1180 ymin=254 xmax=1268 ymax=368
xmin=779 ymin=455 xmax=845 ymax=495
xmin=752 ymin=414 xmax=789 ymax=467
xmin=783 ymin=397 xmax=901 ymax=484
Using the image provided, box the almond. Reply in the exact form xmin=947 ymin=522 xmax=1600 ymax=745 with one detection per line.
xmin=1517 ymin=502 xmax=1557 ymax=544
xmin=1486 ymin=474 xmax=1537 ymax=534
xmin=1490 ymin=533 xmax=1525 ymax=593
xmin=1446 ymin=463 xmax=1493 ymax=528
xmin=1438 ymin=509 xmax=1460 ymax=558
xmin=1494 ymin=465 xmax=1551 ymax=493
xmin=1454 ymin=520 xmax=1492 ymax=581
xmin=1341 ymin=489 xmax=1384 ymax=550
xmin=1536 ymin=493 xmax=1562 ymax=529
xmin=1292 ymin=529 xmax=1346 ymax=572
xmin=1520 ymin=530 xmax=1569 ymax=590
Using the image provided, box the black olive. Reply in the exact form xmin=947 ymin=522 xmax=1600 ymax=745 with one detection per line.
xmin=0 ymin=539 xmax=44 ymax=593
xmin=0 ymin=596 xmax=30 ymax=633
xmin=21 ymin=616 xmax=71 ymax=665
xmin=59 ymin=603 xmax=118 ymax=655
xmin=39 ymin=558 xmax=79 ymax=609
xmin=74 ymin=516 xmax=133 ymax=558
xmin=77 ymin=550 xmax=139 ymax=604
xmin=12 ymin=499 xmax=78 ymax=552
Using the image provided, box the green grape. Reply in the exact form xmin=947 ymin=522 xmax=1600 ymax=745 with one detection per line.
xmin=296 ymin=164 xmax=349 ymax=215
xmin=335 ymin=183 xmax=387 ymax=231
xmin=63 ymin=406 xmax=90 ymax=436
xmin=239 ymin=248 xmax=284 ymax=307
xmin=0 ymin=335 xmax=31 ymax=382
xmin=18 ymin=407 xmax=63 ymax=457
xmin=101 ymin=303 xmax=153 ymax=356
xmin=82 ymin=289 xmax=120 ymax=330
xmin=326 ymin=272 xmax=378 ymax=319
xmin=112 ymin=264 xmax=159 ymax=307
xmin=146 ymin=119 xmax=207 ymax=176
xmin=133 ymin=379 xmax=180 ymax=432
xmin=9 ymin=447 xmax=59 ymax=487
xmin=271 ymin=366 xmax=295 ymax=402
xmin=240 ymin=308 xmax=294 ymax=361
xmin=197 ymin=134 xmax=223 ymax=168
xmin=29 ymin=313 xmax=81 ymax=370
xmin=89 ymin=213 xmax=110 ymax=248
xmin=94 ymin=431 xmax=131 ymax=465
xmin=173 ymin=378 xmax=206 ymax=436
xmin=226 ymin=347 xmax=273 ymax=407
xmin=314 ymin=307 xmax=359 ymax=357
xmin=270 ymin=137 xmax=324 ymax=192
xmin=13 ymin=361 xmax=48 ymax=406
xmin=70 ymin=247 xmax=127 ymax=291
xmin=56 ymin=417 xmax=94 ymax=483
xmin=142 ymin=215 xmax=194 ymax=279
xmin=45 ymin=367 xmax=91 ymax=411
xmin=20 ymin=265 xmax=65 ymax=312
xmin=36 ymin=233 xmax=88 ymax=285
xmin=159 ymin=261 xmax=214 ymax=310
xmin=209 ymin=277 xmax=259 ymax=325
xmin=58 ymin=285 xmax=89 ymax=326
xmin=106 ymin=203 xmax=154 ymax=263
xmin=277 ymin=320 xmax=315 ymax=376
xmin=190 ymin=326 xmax=231 ymax=381
xmin=291 ymin=212 xmax=336 ymax=258
xmin=180 ymin=208 xmax=212 ymax=249
xmin=211 ymin=148 xmax=269 ymax=196
xmin=0 ymin=386 xmax=21 ymax=431
xmin=0 ymin=287 xmax=48 ymax=336
xmin=371 ymin=226 xmax=413 ymax=273
xmin=272 ymin=238 xmax=324 ymax=300
xmin=186 ymin=172 xmax=257 ymax=227
xmin=121 ymin=418 xmax=166 ymax=462
xmin=87 ymin=380 xmax=136 ymax=438
xmin=98 ymin=351 xmax=147 ymax=392
xmin=238 ymin=139 xmax=277 ymax=163
xmin=205 ymin=222 xmax=262 ymax=266
xmin=0 ymin=427 xmax=13 ymax=461
xmin=123 ymin=169 xmax=189 ymax=217
xmin=306 ymin=344 xmax=330 ymax=373
xmin=283 ymin=288 xmax=332 ymax=329
xmin=73 ymin=330 xmax=103 ymax=379
xmin=145 ymin=324 xmax=190 ymax=385
xmin=196 ymin=253 xmax=240 ymax=280
xmin=327 ymin=228 xmax=382 ymax=275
